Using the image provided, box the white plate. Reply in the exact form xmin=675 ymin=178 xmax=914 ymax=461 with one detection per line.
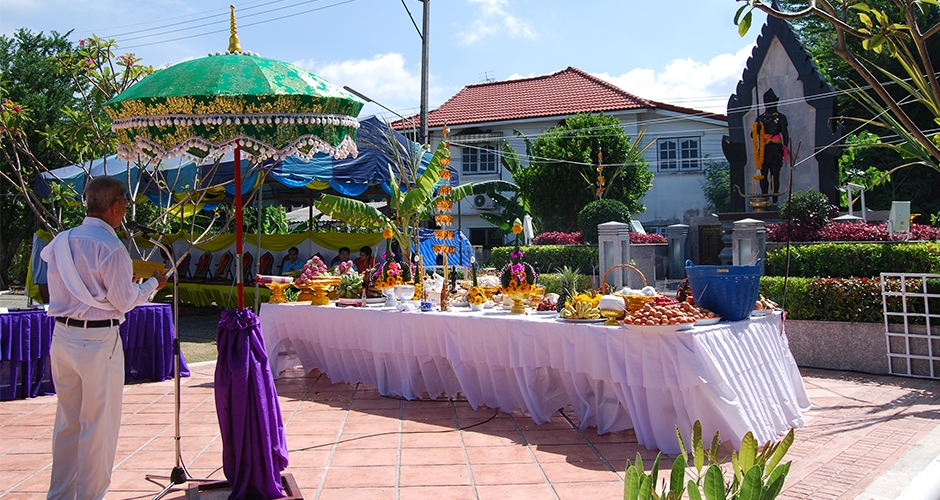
xmin=751 ymin=310 xmax=770 ymax=317
xmin=622 ymin=322 xmax=694 ymax=332
xmin=366 ymin=297 xmax=386 ymax=304
xmin=483 ymin=302 xmax=495 ymax=309
xmin=533 ymin=310 xmax=558 ymax=315
xmin=555 ymin=317 xmax=604 ymax=323
xmin=452 ymin=300 xmax=470 ymax=307
xmin=694 ymin=317 xmax=722 ymax=326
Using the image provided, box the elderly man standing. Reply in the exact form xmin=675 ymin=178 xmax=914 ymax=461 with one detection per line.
xmin=41 ymin=176 xmax=168 ymax=500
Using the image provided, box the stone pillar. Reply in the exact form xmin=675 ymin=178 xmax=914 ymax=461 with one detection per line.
xmin=732 ymin=218 xmax=766 ymax=271
xmin=598 ymin=221 xmax=632 ymax=289
xmin=717 ymin=219 xmax=735 ymax=266
xmin=666 ymin=224 xmax=690 ymax=279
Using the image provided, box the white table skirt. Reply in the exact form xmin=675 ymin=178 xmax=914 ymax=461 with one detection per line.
xmin=260 ymin=304 xmax=809 ymax=453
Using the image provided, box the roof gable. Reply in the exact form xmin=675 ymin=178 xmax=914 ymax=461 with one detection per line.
xmin=395 ymin=66 xmax=724 ymax=129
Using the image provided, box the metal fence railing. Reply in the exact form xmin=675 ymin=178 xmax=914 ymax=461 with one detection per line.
xmin=882 ymin=272 xmax=940 ymax=378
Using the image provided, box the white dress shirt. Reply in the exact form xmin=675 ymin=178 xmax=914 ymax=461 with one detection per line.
xmin=41 ymin=217 xmax=159 ymax=322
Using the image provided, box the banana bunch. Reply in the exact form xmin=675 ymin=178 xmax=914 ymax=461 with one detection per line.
xmin=337 ymin=273 xmax=363 ymax=298
xmin=755 ymin=295 xmax=778 ymax=310
xmin=559 ymin=299 xmax=601 ymax=319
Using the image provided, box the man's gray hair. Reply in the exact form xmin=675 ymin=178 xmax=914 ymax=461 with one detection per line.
xmin=85 ymin=177 xmax=127 ymax=214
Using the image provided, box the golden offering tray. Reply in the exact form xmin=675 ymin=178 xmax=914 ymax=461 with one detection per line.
xmin=295 ymin=276 xmax=342 ymax=306
xmin=263 ymin=281 xmax=293 ymax=304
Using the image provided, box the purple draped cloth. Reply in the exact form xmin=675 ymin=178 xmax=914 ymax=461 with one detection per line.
xmin=0 ymin=303 xmax=187 ymax=401
xmin=215 ymin=308 xmax=288 ymax=499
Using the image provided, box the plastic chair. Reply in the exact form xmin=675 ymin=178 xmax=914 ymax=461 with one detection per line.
xmin=212 ymin=251 xmax=234 ymax=282
xmin=192 ymin=252 xmax=213 ymax=281
xmin=258 ymin=252 xmax=274 ymax=276
xmin=176 ymin=253 xmax=192 ymax=279
xmin=240 ymin=253 xmax=254 ymax=283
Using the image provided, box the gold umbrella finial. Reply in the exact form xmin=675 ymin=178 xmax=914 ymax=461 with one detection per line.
xmin=228 ymin=5 xmax=242 ymax=53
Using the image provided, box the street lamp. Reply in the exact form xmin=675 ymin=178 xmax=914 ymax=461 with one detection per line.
xmin=343 ymin=85 xmax=419 ymax=145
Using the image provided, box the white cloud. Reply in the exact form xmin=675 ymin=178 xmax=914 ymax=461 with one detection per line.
xmin=456 ymin=0 xmax=537 ymax=45
xmin=293 ymin=52 xmax=454 ymax=122
xmin=294 ymin=53 xmax=420 ymax=118
xmin=593 ymin=45 xmax=754 ymax=114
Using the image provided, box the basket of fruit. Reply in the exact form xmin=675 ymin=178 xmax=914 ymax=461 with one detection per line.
xmin=601 ymin=264 xmax=657 ymax=312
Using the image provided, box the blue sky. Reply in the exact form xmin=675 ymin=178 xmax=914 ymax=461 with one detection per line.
xmin=1 ymin=0 xmax=767 ymax=117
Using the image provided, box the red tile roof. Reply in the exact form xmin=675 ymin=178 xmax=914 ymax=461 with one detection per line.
xmin=392 ymin=67 xmax=725 ymax=129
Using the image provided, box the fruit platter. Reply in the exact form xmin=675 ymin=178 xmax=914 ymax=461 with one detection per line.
xmin=558 ymin=293 xmax=602 ymax=322
xmin=621 ymin=296 xmax=717 ymax=332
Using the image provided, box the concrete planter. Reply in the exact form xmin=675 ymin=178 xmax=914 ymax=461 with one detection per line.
xmin=628 ymin=243 xmax=668 ymax=286
xmin=785 ymin=320 xmax=888 ymax=374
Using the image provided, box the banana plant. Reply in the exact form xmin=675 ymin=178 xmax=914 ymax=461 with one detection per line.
xmin=624 ymin=420 xmax=794 ymax=500
xmin=316 ymin=134 xmax=517 ymax=264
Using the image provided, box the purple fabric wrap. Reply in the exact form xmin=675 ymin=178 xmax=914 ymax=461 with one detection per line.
xmin=215 ymin=308 xmax=288 ymax=499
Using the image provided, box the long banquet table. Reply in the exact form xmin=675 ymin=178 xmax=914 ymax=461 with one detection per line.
xmin=259 ymin=304 xmax=809 ymax=453
xmin=0 ymin=303 xmax=190 ymax=401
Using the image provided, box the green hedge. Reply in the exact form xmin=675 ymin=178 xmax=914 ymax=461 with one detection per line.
xmin=538 ymin=272 xmax=593 ymax=295
xmin=765 ymin=242 xmax=940 ymax=277
xmin=489 ymin=245 xmax=598 ymax=275
xmin=760 ymin=276 xmax=940 ymax=323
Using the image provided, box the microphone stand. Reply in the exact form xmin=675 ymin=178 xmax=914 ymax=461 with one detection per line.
xmin=142 ymin=235 xmax=213 ymax=499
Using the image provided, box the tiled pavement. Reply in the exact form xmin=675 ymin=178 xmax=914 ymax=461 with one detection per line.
xmin=2 ymin=362 xmax=940 ymax=499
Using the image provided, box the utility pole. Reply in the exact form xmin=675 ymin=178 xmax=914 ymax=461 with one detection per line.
xmin=420 ymin=0 xmax=430 ymax=146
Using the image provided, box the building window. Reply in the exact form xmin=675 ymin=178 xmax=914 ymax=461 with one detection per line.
xmin=470 ymin=227 xmax=503 ymax=248
xmin=657 ymin=137 xmax=700 ymax=171
xmin=462 ymin=144 xmax=498 ymax=174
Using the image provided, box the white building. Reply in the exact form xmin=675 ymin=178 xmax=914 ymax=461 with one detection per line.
xmin=396 ymin=67 xmax=728 ymax=250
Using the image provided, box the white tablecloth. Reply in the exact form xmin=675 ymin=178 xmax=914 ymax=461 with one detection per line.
xmin=260 ymin=305 xmax=809 ymax=453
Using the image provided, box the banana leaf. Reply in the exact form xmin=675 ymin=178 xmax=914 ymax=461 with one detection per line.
xmin=315 ymin=194 xmax=388 ymax=230
xmin=400 ymin=139 xmax=450 ymax=215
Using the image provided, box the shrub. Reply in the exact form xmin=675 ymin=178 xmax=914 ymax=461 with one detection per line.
xmin=538 ymin=271 xmax=592 ymax=296
xmin=490 ymin=245 xmax=599 ymax=276
xmin=761 ymin=276 xmax=940 ymax=323
xmin=778 ymin=189 xmax=838 ymax=231
xmin=767 ymin=221 xmax=940 ymax=242
xmin=630 ymin=232 xmax=666 ymax=244
xmin=577 ymin=199 xmax=631 ymax=244
xmin=765 ymin=242 xmax=940 ymax=277
xmin=533 ymin=231 xmax=584 ymax=245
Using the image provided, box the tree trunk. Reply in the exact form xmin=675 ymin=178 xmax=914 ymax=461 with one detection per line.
xmin=0 ymin=227 xmax=30 ymax=290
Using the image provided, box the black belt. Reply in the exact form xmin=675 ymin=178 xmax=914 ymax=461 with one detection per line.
xmin=56 ymin=317 xmax=120 ymax=328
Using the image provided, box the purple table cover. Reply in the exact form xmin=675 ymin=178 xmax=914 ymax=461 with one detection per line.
xmin=0 ymin=303 xmax=189 ymax=401
xmin=215 ymin=309 xmax=288 ymax=499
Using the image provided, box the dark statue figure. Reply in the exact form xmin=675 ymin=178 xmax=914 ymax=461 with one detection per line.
xmin=751 ymin=89 xmax=790 ymax=202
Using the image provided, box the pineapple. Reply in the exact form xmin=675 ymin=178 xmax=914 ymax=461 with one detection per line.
xmin=557 ymin=265 xmax=583 ymax=311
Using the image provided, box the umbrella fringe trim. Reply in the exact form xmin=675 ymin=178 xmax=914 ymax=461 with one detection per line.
xmin=116 ymin=133 xmax=359 ymax=164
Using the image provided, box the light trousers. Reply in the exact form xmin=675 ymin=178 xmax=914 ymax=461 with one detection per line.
xmin=47 ymin=323 xmax=124 ymax=500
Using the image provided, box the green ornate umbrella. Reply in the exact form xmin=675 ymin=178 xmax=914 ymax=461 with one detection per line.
xmin=106 ymin=9 xmax=363 ymax=164
xmin=105 ymin=7 xmax=364 ymax=309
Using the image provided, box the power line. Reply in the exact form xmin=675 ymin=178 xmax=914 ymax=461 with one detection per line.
xmin=92 ymin=0 xmax=292 ymax=38
xmin=120 ymin=0 xmax=357 ymax=50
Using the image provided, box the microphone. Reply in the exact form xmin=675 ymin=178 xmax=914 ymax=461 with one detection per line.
xmin=126 ymin=221 xmax=164 ymax=236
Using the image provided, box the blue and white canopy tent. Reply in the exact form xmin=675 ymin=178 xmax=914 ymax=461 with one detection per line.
xmin=35 ymin=116 xmax=454 ymax=213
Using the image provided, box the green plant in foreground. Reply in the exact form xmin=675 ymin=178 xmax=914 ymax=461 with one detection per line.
xmin=624 ymin=420 xmax=794 ymax=500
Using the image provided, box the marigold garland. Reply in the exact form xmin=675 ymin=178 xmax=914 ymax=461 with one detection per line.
xmin=435 ymin=214 xmax=454 ymax=226
xmin=752 ymin=121 xmax=766 ymax=173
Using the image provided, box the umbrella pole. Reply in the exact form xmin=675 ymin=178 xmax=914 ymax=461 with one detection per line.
xmin=235 ymin=142 xmax=244 ymax=310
